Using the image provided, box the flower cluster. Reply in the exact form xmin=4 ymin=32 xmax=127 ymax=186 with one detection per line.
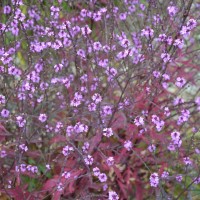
xmin=15 ymin=164 xmax=38 ymax=174
xmin=0 ymin=0 xmax=199 ymax=199
xmin=62 ymin=145 xmax=74 ymax=156
xmin=152 ymin=115 xmax=165 ymax=132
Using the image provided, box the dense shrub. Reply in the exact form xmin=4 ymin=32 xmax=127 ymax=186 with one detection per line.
xmin=0 ymin=0 xmax=199 ymax=199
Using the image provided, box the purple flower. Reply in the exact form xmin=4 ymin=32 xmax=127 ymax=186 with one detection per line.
xmin=161 ymin=171 xmax=169 ymax=179
xmin=108 ymin=191 xmax=119 ymax=200
xmin=88 ymin=103 xmax=97 ymax=111
xmin=183 ymin=157 xmax=192 ymax=165
xmin=62 ymin=145 xmax=74 ymax=156
xmin=93 ymin=167 xmax=100 ymax=177
xmin=16 ymin=115 xmax=26 ymax=127
xmin=38 ymin=113 xmax=47 ymax=122
xmin=141 ymin=27 xmax=154 ymax=38
xmin=106 ymin=157 xmax=114 ymax=166
xmin=150 ymin=173 xmax=159 ymax=187
xmin=92 ymin=93 xmax=102 ymax=104
xmin=84 ymin=155 xmax=94 ymax=166
xmin=187 ymin=19 xmax=197 ymax=30
xmin=176 ymin=175 xmax=183 ymax=182
xmin=134 ymin=116 xmax=144 ymax=126
xmin=148 ymin=144 xmax=156 ymax=153
xmin=119 ymin=13 xmax=127 ymax=20
xmin=62 ymin=171 xmax=71 ymax=179
xmin=171 ymin=131 xmax=181 ymax=142
xmin=0 ymin=150 xmax=7 ymax=158
xmin=167 ymin=6 xmax=177 ymax=17
xmin=81 ymin=25 xmax=92 ymax=36
xmin=57 ymin=183 xmax=64 ymax=191
xmin=98 ymin=173 xmax=107 ymax=182
xmin=19 ymin=144 xmax=28 ymax=152
xmin=1 ymin=109 xmax=10 ymax=118
xmin=175 ymin=77 xmax=186 ymax=88
xmin=74 ymin=122 xmax=88 ymax=134
xmin=124 ymin=140 xmax=132 ymax=151
xmin=46 ymin=164 xmax=51 ymax=170
xmin=0 ymin=95 xmax=6 ymax=104
xmin=103 ymin=128 xmax=113 ymax=138
xmin=82 ymin=142 xmax=90 ymax=153
xmin=161 ymin=53 xmax=170 ymax=63
xmin=3 ymin=6 xmax=11 ymax=14
xmin=153 ymin=71 xmax=161 ymax=78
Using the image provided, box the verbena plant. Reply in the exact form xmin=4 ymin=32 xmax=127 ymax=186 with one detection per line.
xmin=0 ymin=0 xmax=199 ymax=199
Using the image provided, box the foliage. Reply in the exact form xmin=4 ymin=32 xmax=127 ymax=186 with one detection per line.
xmin=0 ymin=0 xmax=199 ymax=199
